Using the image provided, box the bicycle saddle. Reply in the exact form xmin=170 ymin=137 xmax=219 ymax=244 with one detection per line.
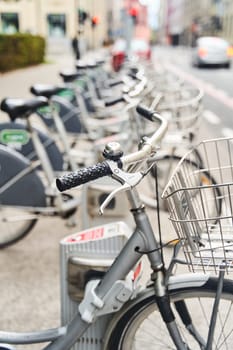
xmin=75 ymin=60 xmax=87 ymax=70
xmin=96 ymin=59 xmax=105 ymax=66
xmin=0 ymin=96 xmax=48 ymax=121
xmin=30 ymin=84 xmax=67 ymax=98
xmin=59 ymin=69 xmax=84 ymax=83
xmin=75 ymin=59 xmax=99 ymax=70
xmin=87 ymin=61 xmax=99 ymax=69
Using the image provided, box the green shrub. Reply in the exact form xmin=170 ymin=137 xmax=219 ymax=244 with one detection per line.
xmin=0 ymin=33 xmax=45 ymax=72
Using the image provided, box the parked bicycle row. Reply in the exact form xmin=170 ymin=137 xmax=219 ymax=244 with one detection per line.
xmin=0 ymin=53 xmax=204 ymax=249
xmin=1 ymin=47 xmax=233 ymax=349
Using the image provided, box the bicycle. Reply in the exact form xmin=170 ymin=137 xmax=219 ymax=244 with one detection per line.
xmin=0 ymin=96 xmax=82 ymax=248
xmin=0 ymin=89 xmax=139 ymax=247
xmin=1 ymin=106 xmax=233 ymax=349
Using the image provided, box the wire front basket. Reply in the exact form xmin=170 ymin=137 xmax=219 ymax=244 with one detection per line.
xmin=162 ymin=137 xmax=233 ymax=274
xmin=150 ymin=86 xmax=203 ymax=149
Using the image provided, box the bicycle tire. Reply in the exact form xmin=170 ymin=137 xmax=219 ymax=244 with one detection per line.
xmin=0 ymin=207 xmax=37 ymax=249
xmin=105 ymin=277 xmax=233 ymax=349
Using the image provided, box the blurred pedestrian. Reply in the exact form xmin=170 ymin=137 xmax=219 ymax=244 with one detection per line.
xmin=72 ymin=36 xmax=80 ymax=60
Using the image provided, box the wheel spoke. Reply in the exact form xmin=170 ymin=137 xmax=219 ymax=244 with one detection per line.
xmin=107 ymin=282 xmax=233 ymax=349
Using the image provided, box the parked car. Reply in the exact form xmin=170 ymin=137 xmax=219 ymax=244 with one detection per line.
xmin=111 ymin=38 xmax=151 ymax=71
xmin=191 ymin=36 xmax=233 ymax=68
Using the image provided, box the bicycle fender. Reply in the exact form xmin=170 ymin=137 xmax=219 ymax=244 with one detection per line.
xmin=38 ymin=95 xmax=84 ymax=134
xmin=102 ymin=273 xmax=209 ymax=349
xmin=0 ymin=144 xmax=46 ymax=207
xmin=0 ymin=122 xmax=63 ymax=171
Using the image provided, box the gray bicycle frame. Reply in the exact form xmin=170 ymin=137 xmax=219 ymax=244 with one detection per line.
xmin=0 ymin=183 xmax=209 ymax=350
xmin=2 ymin=116 xmax=80 ymax=216
xmin=0 ymin=109 xmax=221 ymax=350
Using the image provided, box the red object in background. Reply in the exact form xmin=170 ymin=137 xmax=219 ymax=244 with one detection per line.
xmin=138 ymin=48 xmax=151 ymax=60
xmin=111 ymin=37 xmax=151 ymax=72
xmin=91 ymin=15 xmax=100 ymax=27
xmin=130 ymin=38 xmax=151 ymax=61
xmin=111 ymin=38 xmax=127 ymax=72
xmin=129 ymin=7 xmax=138 ymax=25
xmin=129 ymin=7 xmax=138 ymax=17
xmin=112 ymin=52 xmax=125 ymax=72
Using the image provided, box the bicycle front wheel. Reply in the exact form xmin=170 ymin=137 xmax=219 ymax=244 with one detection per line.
xmin=0 ymin=206 xmax=37 ymax=248
xmin=105 ymin=278 xmax=233 ymax=349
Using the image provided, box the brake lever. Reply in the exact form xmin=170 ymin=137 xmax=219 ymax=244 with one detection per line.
xmin=99 ymin=160 xmax=156 ymax=215
xmin=99 ymin=182 xmax=130 ymax=215
xmin=99 ymin=163 xmax=143 ymax=215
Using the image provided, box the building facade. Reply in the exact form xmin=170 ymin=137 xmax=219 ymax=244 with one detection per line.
xmin=159 ymin=0 xmax=233 ymax=46
xmin=0 ymin=0 xmax=110 ymax=53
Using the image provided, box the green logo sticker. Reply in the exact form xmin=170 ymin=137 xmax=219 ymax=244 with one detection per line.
xmin=74 ymin=79 xmax=86 ymax=89
xmin=0 ymin=129 xmax=29 ymax=145
xmin=57 ymin=89 xmax=75 ymax=101
xmin=37 ymin=105 xmax=52 ymax=114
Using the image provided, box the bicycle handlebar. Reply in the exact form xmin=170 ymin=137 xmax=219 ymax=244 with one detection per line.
xmin=105 ymin=96 xmax=125 ymax=107
xmin=136 ymin=105 xmax=154 ymax=121
xmin=108 ymin=79 xmax=124 ymax=87
xmin=56 ymin=105 xmax=168 ymax=192
xmin=105 ymin=77 xmax=148 ymax=107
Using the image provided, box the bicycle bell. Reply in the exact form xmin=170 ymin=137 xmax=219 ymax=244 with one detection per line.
xmin=102 ymin=142 xmax=123 ymax=161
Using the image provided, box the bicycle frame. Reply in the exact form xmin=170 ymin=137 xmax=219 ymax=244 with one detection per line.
xmin=26 ymin=118 xmax=81 ymax=216
xmin=0 ymin=184 xmax=212 ymax=350
xmin=0 ymin=117 xmax=81 ymax=222
xmin=0 ymin=144 xmax=46 ymax=209
xmin=0 ymin=105 xmax=225 ymax=350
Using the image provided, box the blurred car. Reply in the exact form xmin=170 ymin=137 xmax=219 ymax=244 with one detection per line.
xmin=111 ymin=38 xmax=151 ymax=71
xmin=191 ymin=36 xmax=233 ymax=68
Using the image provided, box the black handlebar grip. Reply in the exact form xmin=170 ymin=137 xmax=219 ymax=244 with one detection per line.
xmin=56 ymin=162 xmax=112 ymax=192
xmin=96 ymin=59 xmax=105 ymax=65
xmin=128 ymin=72 xmax=139 ymax=81
xmin=136 ymin=105 xmax=154 ymax=122
xmin=105 ymin=96 xmax=124 ymax=107
xmin=108 ymin=79 xmax=123 ymax=87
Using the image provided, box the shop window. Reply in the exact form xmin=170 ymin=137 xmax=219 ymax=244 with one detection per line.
xmin=47 ymin=14 xmax=66 ymax=37
xmin=1 ymin=12 xmax=19 ymax=34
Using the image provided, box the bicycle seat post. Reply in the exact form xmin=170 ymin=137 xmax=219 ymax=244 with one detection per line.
xmin=26 ymin=116 xmax=55 ymax=185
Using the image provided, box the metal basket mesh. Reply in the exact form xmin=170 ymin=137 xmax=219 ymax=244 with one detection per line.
xmin=158 ymin=86 xmax=203 ymax=130
xmin=156 ymin=86 xmax=203 ymax=148
xmin=162 ymin=137 xmax=233 ymax=274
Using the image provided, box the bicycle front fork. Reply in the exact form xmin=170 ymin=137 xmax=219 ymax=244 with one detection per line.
xmin=153 ymin=268 xmax=225 ymax=350
xmin=152 ymin=269 xmax=188 ymax=349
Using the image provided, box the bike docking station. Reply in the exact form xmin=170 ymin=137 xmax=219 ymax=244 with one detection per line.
xmin=60 ymin=221 xmax=142 ymax=350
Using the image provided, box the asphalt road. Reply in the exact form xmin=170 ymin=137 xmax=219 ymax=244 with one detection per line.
xmin=153 ymin=45 xmax=233 ymax=140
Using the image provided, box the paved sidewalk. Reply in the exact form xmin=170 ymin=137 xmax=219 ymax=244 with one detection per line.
xmin=0 ymin=53 xmax=75 ymax=101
